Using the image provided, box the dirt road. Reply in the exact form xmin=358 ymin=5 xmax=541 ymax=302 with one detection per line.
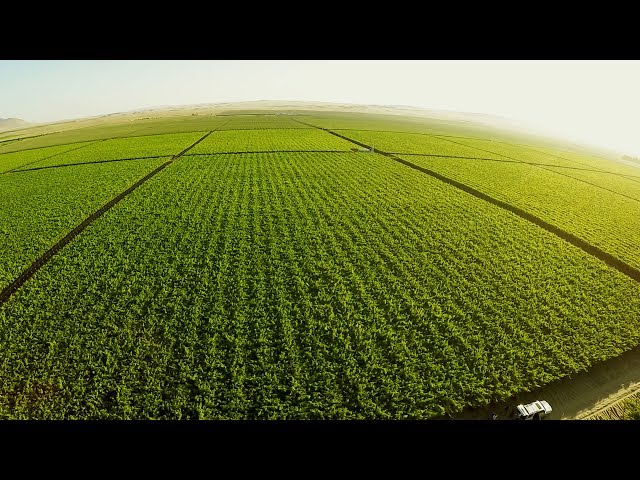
xmin=448 ymin=343 xmax=640 ymax=420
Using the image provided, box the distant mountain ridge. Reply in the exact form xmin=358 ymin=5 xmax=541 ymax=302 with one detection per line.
xmin=0 ymin=117 xmax=30 ymax=131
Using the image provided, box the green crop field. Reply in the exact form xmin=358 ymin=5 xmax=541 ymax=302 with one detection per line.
xmin=394 ymin=155 xmax=640 ymax=271
xmin=0 ymin=142 xmax=96 ymax=173
xmin=0 ymin=158 xmax=170 ymax=291
xmin=11 ymin=132 xmax=206 ymax=171
xmin=336 ymin=130 xmax=506 ymax=159
xmin=1 ymin=110 xmax=640 ymax=419
xmin=190 ymin=129 xmax=354 ymax=154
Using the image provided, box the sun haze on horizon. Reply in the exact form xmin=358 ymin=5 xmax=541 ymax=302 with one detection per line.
xmin=1 ymin=60 xmax=639 ymax=157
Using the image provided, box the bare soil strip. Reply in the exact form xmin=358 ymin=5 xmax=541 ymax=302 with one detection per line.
xmin=584 ymin=389 xmax=640 ymax=420
xmin=0 ymin=126 xmax=308 ymax=158
xmin=0 ymin=130 xmax=214 ymax=308
xmin=12 ymin=155 xmax=170 ymax=173
xmin=1 ymin=140 xmax=105 ymax=175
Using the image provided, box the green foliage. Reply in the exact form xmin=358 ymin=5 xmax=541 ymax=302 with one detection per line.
xmin=2 ymin=152 xmax=640 ymax=419
xmin=398 ymin=155 xmax=640 ymax=271
xmin=338 ymin=130 xmax=506 ymax=159
xmin=0 ymin=142 xmax=94 ymax=173
xmin=542 ymin=166 xmax=640 ymax=202
xmin=440 ymin=137 xmax=581 ymax=168
xmin=190 ymin=129 xmax=354 ymax=154
xmin=0 ymin=157 xmax=169 ymax=290
xmin=15 ymin=133 xmax=205 ymax=170
xmin=621 ymin=397 xmax=640 ymax=420
xmin=535 ymin=146 xmax=640 ymax=177
xmin=217 ymin=116 xmax=311 ymax=130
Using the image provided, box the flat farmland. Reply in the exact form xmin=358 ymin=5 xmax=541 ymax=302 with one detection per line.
xmin=0 ymin=142 xmax=95 ymax=173
xmin=189 ymin=129 xmax=354 ymax=154
xmin=1 ymin=110 xmax=640 ymax=419
xmin=393 ymin=155 xmax=640 ymax=271
xmin=335 ymin=130 xmax=506 ymax=158
xmin=0 ymin=157 xmax=170 ymax=291
xmin=12 ymin=132 xmax=207 ymax=171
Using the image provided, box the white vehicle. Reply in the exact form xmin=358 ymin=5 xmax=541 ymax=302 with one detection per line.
xmin=515 ymin=400 xmax=552 ymax=420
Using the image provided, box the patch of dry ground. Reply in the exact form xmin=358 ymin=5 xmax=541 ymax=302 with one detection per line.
xmin=450 ymin=343 xmax=640 ymax=420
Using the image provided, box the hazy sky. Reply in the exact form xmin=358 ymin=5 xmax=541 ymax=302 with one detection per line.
xmin=1 ymin=60 xmax=639 ymax=156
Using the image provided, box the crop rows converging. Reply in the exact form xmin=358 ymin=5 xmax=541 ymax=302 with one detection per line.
xmin=2 ymin=152 xmax=640 ymax=419
xmin=217 ymin=116 xmax=312 ymax=130
xmin=393 ymin=155 xmax=640 ymax=271
xmin=10 ymin=132 xmax=207 ymax=171
xmin=432 ymin=137 xmax=587 ymax=169
xmin=335 ymin=130 xmax=504 ymax=159
xmin=541 ymin=166 xmax=640 ymax=202
xmin=529 ymin=145 xmax=640 ymax=178
xmin=2 ymin=112 xmax=640 ymax=420
xmin=189 ymin=129 xmax=355 ymax=154
xmin=0 ymin=142 xmax=96 ymax=173
xmin=0 ymin=158 xmax=171 ymax=292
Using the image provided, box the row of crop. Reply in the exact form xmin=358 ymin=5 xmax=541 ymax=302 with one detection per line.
xmin=0 ymin=141 xmax=96 ymax=173
xmin=529 ymin=144 xmax=640 ymax=178
xmin=336 ymin=130 xmax=506 ymax=159
xmin=428 ymin=136 xmax=640 ymax=200
xmin=433 ymin=136 xmax=589 ymax=169
xmin=334 ymin=130 xmax=640 ymax=203
xmin=0 ymin=116 xmax=298 ymax=157
xmin=189 ymin=129 xmax=354 ymax=154
xmin=542 ymin=165 xmax=640 ymax=202
xmin=2 ymin=152 xmax=640 ymax=418
xmin=0 ymin=157 xmax=170 ymax=292
xmin=12 ymin=132 xmax=206 ymax=171
xmin=396 ymin=155 xmax=640 ymax=271
xmin=0 ymin=122 xmax=162 ymax=156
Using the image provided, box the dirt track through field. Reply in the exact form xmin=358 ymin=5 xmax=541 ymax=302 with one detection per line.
xmin=0 ymin=129 xmax=216 ymax=308
xmin=1 ymin=140 xmax=105 ymax=174
xmin=12 ymin=155 xmax=170 ymax=173
xmin=435 ymin=136 xmax=640 ymax=201
xmin=293 ymin=121 xmax=640 ymax=419
xmin=303 ymin=125 xmax=640 ymax=284
xmin=444 ymin=342 xmax=640 ymax=420
xmin=396 ymin=151 xmax=640 ymax=177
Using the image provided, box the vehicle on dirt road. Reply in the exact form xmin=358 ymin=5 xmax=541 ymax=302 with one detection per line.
xmin=516 ymin=400 xmax=552 ymax=420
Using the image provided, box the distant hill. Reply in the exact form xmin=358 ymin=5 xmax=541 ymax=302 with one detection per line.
xmin=0 ymin=118 xmax=30 ymax=131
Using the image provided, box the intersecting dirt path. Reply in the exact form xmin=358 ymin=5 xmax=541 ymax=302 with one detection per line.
xmin=446 ymin=344 xmax=640 ymax=420
xmin=292 ymin=119 xmax=640 ymax=421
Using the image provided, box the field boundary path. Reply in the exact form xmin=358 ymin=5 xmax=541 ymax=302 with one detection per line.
xmin=0 ymin=129 xmax=217 ymax=307
xmin=291 ymin=119 xmax=640 ymax=284
xmin=11 ymin=155 xmax=170 ymax=173
xmin=434 ymin=135 xmax=640 ymax=202
xmin=1 ymin=139 xmax=107 ymax=175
